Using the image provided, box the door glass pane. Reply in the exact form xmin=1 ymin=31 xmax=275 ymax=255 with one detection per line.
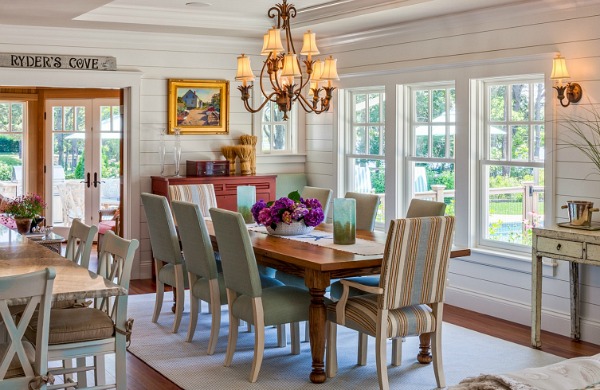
xmin=100 ymin=105 xmax=121 ymax=210
xmin=0 ymin=102 xmax=24 ymax=198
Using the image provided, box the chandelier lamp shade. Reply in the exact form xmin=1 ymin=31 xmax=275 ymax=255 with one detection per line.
xmin=235 ymin=0 xmax=339 ymax=120
xmin=550 ymin=53 xmax=583 ymax=107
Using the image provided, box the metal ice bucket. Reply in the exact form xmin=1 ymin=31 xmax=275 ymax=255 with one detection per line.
xmin=561 ymin=200 xmax=599 ymax=226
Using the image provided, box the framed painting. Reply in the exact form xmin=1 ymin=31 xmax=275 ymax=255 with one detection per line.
xmin=167 ymin=79 xmax=229 ymax=134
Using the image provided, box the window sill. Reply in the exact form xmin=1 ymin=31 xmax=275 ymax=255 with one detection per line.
xmin=459 ymin=246 xmax=557 ymax=275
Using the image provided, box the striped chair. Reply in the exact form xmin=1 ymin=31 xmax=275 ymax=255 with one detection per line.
xmin=168 ymin=184 xmax=217 ymax=218
xmin=326 ymin=216 xmax=455 ymax=390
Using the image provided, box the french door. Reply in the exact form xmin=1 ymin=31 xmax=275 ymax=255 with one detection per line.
xmin=45 ymin=98 xmax=121 ymax=236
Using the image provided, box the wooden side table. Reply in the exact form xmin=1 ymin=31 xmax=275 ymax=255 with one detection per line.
xmin=531 ymin=225 xmax=600 ymax=348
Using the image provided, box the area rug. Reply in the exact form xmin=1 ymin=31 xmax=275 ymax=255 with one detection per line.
xmin=126 ymin=293 xmax=563 ymax=389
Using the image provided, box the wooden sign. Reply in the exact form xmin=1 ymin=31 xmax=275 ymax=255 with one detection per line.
xmin=0 ymin=53 xmax=116 ymax=71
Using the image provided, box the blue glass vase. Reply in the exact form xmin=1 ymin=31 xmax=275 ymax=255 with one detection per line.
xmin=237 ymin=185 xmax=256 ymax=223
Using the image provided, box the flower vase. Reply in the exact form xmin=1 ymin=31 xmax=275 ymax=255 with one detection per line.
xmin=333 ymin=198 xmax=356 ymax=245
xmin=266 ymin=221 xmax=314 ymax=236
xmin=173 ymin=128 xmax=182 ymax=177
xmin=237 ymin=186 xmax=256 ymax=223
xmin=14 ymin=218 xmax=33 ymax=235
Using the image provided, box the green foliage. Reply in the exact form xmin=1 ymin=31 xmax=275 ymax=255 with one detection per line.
xmin=0 ymin=154 xmax=22 ymax=181
xmin=74 ymin=154 xmax=85 ymax=179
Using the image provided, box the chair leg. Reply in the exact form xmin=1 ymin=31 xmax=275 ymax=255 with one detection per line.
xmin=249 ymin=298 xmax=265 ymax=383
xmin=358 ymin=332 xmax=368 ymax=365
xmin=172 ymin=264 xmax=185 ymax=333
xmin=290 ymin=322 xmax=300 ymax=355
xmin=304 ymin=321 xmax=309 ymax=342
xmin=115 ymin=320 xmax=127 ymax=389
xmin=376 ymin=311 xmax=390 ymax=390
xmin=432 ymin=303 xmax=446 ymax=388
xmin=187 ymin=275 xmax=200 ymax=342
xmin=325 ymin=321 xmax=338 ymax=378
xmin=207 ymin=279 xmax=221 ymax=355
xmin=152 ymin=262 xmax=165 ymax=324
xmin=95 ymin=355 xmax=106 ymax=385
xmin=277 ymin=324 xmax=287 ymax=347
xmin=224 ymin=289 xmax=239 ymax=367
xmin=392 ymin=337 xmax=402 ymax=366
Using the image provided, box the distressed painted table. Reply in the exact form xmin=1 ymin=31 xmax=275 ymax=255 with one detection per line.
xmin=531 ymin=225 xmax=600 ymax=348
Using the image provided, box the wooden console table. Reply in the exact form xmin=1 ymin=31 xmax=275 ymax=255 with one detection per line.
xmin=151 ymin=174 xmax=277 ymax=210
xmin=531 ymin=225 xmax=600 ymax=348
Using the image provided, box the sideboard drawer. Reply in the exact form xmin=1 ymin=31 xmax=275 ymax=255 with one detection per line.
xmin=537 ymin=236 xmax=583 ymax=258
xmin=586 ymin=244 xmax=600 ymax=262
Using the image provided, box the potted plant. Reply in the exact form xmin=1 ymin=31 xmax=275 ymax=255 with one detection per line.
xmin=2 ymin=193 xmax=46 ymax=234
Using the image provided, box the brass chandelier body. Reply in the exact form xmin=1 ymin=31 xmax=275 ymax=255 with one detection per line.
xmin=235 ymin=0 xmax=339 ymax=120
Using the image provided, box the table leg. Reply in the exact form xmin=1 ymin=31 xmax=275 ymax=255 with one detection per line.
xmin=417 ymin=333 xmax=432 ymax=364
xmin=531 ymin=254 xmax=542 ymax=348
xmin=306 ymin=269 xmax=329 ymax=384
xmin=570 ymin=261 xmax=581 ymax=340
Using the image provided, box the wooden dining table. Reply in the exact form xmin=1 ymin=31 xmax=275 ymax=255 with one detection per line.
xmin=206 ymin=221 xmax=471 ymax=384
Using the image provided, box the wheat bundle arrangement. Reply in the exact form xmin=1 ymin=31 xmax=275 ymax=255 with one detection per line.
xmin=221 ymin=145 xmax=237 ymax=175
xmin=240 ymin=134 xmax=258 ymax=174
xmin=233 ymin=145 xmax=253 ymax=175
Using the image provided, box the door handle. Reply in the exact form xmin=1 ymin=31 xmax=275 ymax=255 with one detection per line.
xmin=93 ymin=172 xmax=105 ymax=188
xmin=81 ymin=172 xmax=91 ymax=188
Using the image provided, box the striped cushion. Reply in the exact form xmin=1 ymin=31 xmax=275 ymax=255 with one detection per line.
xmin=326 ymin=295 xmax=435 ymax=338
xmin=168 ymin=184 xmax=217 ymax=217
xmin=380 ymin=216 xmax=454 ymax=310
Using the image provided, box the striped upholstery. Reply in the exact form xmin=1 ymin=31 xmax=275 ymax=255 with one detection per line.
xmin=327 ymin=216 xmax=454 ymax=337
xmin=168 ymin=184 xmax=217 ymax=217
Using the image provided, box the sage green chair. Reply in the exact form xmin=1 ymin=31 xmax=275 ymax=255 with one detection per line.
xmin=65 ymin=218 xmax=98 ymax=269
xmin=0 ymin=268 xmax=55 ymax=389
xmin=209 ymin=207 xmax=311 ymax=383
xmin=301 ymin=186 xmax=333 ymax=219
xmin=344 ymin=191 xmax=381 ymax=231
xmin=141 ymin=192 xmax=187 ymax=333
xmin=326 ymin=216 xmax=455 ymax=390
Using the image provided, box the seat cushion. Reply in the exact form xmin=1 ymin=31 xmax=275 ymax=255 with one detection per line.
xmin=26 ymin=307 xmax=115 ymax=345
xmin=260 ymin=275 xmax=284 ymax=289
xmin=329 ymin=276 xmax=381 ymax=300
xmin=326 ymin=294 xmax=435 ymax=338
xmin=232 ymin=286 xmax=311 ymax=326
xmin=158 ymin=263 xmax=189 ymax=288
xmin=98 ymin=220 xmax=116 ymax=234
xmin=191 ymin=273 xmax=227 ymax=304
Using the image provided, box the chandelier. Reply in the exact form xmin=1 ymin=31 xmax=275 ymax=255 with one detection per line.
xmin=235 ymin=0 xmax=339 ymax=120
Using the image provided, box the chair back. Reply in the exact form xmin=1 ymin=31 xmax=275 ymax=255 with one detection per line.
xmin=0 ymin=268 xmax=55 ymax=385
xmin=96 ymin=231 xmax=139 ymax=320
xmin=379 ymin=216 xmax=455 ymax=310
xmin=345 ymin=192 xmax=380 ymax=231
xmin=301 ymin=186 xmax=333 ymax=218
xmin=405 ymin=198 xmax=446 ymax=218
xmin=64 ymin=218 xmax=98 ymax=269
xmin=168 ymin=184 xmax=217 ymax=218
xmin=171 ymin=201 xmax=219 ymax=280
xmin=209 ymin=208 xmax=262 ymax=298
xmin=141 ymin=193 xmax=183 ymax=265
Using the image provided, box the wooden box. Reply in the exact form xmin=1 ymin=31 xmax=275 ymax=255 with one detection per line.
xmin=186 ymin=160 xmax=229 ymax=177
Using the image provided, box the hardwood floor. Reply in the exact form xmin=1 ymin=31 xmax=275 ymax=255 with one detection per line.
xmin=125 ymin=278 xmax=600 ymax=389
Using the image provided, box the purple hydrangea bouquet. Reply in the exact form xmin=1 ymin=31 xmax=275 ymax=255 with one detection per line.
xmin=251 ymin=190 xmax=324 ymax=234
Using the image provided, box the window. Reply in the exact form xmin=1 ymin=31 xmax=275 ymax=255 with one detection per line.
xmin=0 ymin=101 xmax=25 ymax=198
xmin=345 ymin=89 xmax=385 ymax=223
xmin=407 ymin=84 xmax=455 ymax=215
xmin=479 ymin=78 xmax=545 ymax=251
xmin=260 ymin=100 xmax=293 ymax=153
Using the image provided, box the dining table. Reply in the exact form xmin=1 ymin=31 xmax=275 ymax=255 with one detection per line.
xmin=206 ymin=221 xmax=471 ymax=384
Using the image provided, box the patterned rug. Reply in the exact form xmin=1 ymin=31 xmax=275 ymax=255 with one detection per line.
xmin=126 ymin=293 xmax=563 ymax=389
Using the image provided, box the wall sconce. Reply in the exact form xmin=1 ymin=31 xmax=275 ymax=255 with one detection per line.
xmin=551 ymin=54 xmax=583 ymax=107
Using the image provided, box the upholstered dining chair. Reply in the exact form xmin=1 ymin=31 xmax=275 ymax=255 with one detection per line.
xmin=209 ymin=208 xmax=312 ymax=383
xmin=301 ymin=185 xmax=333 ymax=219
xmin=0 ymin=268 xmax=55 ymax=389
xmin=141 ymin=192 xmax=187 ymax=333
xmin=26 ymin=231 xmax=139 ymax=389
xmin=345 ymin=191 xmax=381 ymax=231
xmin=168 ymin=183 xmax=217 ymax=218
xmin=326 ymin=216 xmax=455 ymax=390
xmin=97 ymin=207 xmax=120 ymax=256
xmin=64 ymin=218 xmax=98 ymax=270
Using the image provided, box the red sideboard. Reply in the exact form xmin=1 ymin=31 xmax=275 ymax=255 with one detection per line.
xmin=151 ymin=174 xmax=277 ymax=211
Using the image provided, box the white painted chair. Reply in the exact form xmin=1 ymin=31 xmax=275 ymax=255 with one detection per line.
xmin=26 ymin=231 xmax=139 ymax=389
xmin=64 ymin=218 xmax=98 ymax=269
xmin=0 ymin=268 xmax=55 ymax=390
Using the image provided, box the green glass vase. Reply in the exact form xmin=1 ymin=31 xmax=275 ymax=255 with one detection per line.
xmin=237 ymin=185 xmax=256 ymax=223
xmin=333 ymin=198 xmax=356 ymax=245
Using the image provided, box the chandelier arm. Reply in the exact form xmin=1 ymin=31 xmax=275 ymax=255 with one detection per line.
xmin=241 ymin=90 xmax=279 ymax=114
xmin=268 ymin=4 xmax=282 ymax=29
xmin=296 ymin=93 xmax=316 ymax=113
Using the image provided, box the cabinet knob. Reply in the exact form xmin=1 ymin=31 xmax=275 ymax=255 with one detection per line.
xmin=557 ymin=243 xmax=562 ymax=251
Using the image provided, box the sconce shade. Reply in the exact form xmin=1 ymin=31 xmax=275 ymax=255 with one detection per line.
xmin=301 ymin=30 xmax=320 ymax=57
xmin=320 ymin=56 xmax=339 ymax=81
xmin=551 ymin=55 xmax=570 ymax=80
xmin=261 ymin=27 xmax=284 ymax=55
xmin=235 ymin=54 xmax=255 ymax=82
xmin=281 ymin=53 xmax=302 ymax=77
xmin=311 ymin=59 xmax=324 ymax=81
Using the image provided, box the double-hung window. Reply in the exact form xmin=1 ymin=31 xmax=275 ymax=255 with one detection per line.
xmin=0 ymin=101 xmax=25 ymax=197
xmin=260 ymin=100 xmax=294 ymax=153
xmin=345 ymin=88 xmax=385 ymax=222
xmin=407 ymin=84 xmax=455 ymax=214
xmin=479 ymin=77 xmax=545 ymax=251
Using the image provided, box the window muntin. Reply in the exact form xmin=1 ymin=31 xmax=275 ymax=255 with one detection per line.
xmin=261 ymin=100 xmax=292 ymax=153
xmin=0 ymin=101 xmax=25 ymax=197
xmin=480 ymin=79 xmax=545 ymax=250
xmin=408 ymin=85 xmax=455 ymax=214
xmin=346 ymin=89 xmax=385 ymax=224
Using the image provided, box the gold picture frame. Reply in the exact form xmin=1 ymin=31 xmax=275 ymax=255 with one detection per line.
xmin=167 ymin=79 xmax=229 ymax=135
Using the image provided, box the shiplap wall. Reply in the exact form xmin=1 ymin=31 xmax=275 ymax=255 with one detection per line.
xmin=313 ymin=1 xmax=600 ymax=342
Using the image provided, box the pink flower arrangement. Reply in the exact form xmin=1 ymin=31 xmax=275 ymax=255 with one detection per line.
xmin=251 ymin=191 xmax=324 ymax=230
xmin=2 ymin=193 xmax=46 ymax=219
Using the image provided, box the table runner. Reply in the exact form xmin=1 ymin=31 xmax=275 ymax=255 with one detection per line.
xmin=248 ymin=225 xmax=384 ymax=256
